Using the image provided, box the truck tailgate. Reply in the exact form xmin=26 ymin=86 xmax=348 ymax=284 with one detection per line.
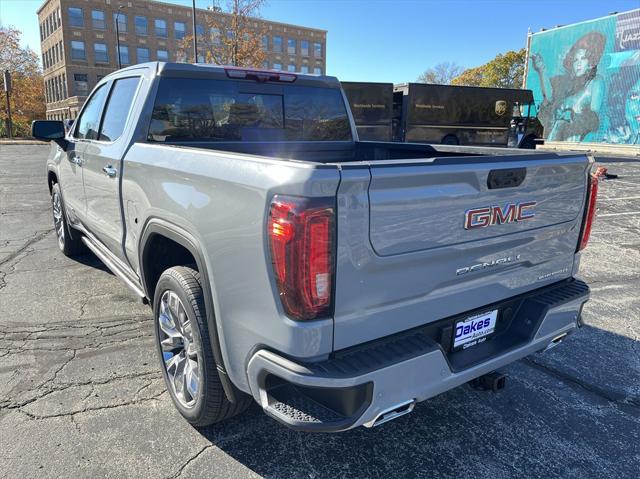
xmin=333 ymin=154 xmax=590 ymax=350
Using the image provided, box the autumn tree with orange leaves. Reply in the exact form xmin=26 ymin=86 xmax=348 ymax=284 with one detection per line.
xmin=0 ymin=27 xmax=46 ymax=137
xmin=180 ymin=0 xmax=267 ymax=68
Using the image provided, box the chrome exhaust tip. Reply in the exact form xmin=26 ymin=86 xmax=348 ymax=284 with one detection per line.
xmin=364 ymin=399 xmax=416 ymax=428
xmin=542 ymin=332 xmax=568 ymax=352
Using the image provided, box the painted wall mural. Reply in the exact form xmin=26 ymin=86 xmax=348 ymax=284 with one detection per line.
xmin=526 ymin=9 xmax=640 ymax=144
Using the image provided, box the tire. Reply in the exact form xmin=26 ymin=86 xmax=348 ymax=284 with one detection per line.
xmin=51 ymin=183 xmax=84 ymax=257
xmin=153 ymin=266 xmax=252 ymax=426
xmin=442 ymin=135 xmax=459 ymax=145
xmin=519 ymin=136 xmax=537 ymax=149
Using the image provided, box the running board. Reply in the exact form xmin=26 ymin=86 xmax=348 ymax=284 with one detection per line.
xmin=81 ymin=236 xmax=147 ymax=301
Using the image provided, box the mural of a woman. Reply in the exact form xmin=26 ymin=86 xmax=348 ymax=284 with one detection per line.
xmin=531 ymin=31 xmax=606 ymax=141
xmin=605 ymin=66 xmax=640 ymax=144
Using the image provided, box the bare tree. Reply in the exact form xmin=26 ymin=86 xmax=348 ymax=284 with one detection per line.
xmin=416 ymin=62 xmax=465 ymax=85
xmin=182 ymin=0 xmax=267 ymax=67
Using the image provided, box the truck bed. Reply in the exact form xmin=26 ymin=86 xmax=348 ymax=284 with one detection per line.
xmin=155 ymin=140 xmax=561 ymax=164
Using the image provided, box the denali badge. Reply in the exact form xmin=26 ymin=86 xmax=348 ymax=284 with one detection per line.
xmin=464 ymin=201 xmax=536 ymax=229
xmin=456 ymin=254 xmax=521 ymax=276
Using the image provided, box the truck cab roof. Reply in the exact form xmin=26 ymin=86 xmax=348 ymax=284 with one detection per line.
xmin=101 ymin=61 xmax=342 ymax=89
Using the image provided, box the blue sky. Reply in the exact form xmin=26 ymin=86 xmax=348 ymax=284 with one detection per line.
xmin=1 ymin=0 xmax=638 ymax=83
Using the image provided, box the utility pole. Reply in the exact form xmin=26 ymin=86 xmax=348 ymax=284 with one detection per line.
xmin=192 ymin=0 xmax=199 ymax=62
xmin=3 ymin=70 xmax=12 ymax=139
xmin=115 ymin=5 xmax=124 ymax=69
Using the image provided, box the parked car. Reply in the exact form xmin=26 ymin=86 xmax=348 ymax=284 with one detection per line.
xmin=32 ymin=62 xmax=595 ymax=432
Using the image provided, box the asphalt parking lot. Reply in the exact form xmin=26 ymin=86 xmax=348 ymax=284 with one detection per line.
xmin=1 ymin=144 xmax=639 ymax=478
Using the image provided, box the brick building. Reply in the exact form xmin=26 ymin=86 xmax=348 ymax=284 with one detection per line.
xmin=37 ymin=0 xmax=327 ymax=119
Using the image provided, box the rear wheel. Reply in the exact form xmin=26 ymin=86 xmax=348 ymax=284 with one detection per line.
xmin=51 ymin=183 xmax=84 ymax=257
xmin=153 ymin=266 xmax=252 ymax=426
xmin=519 ymin=135 xmax=537 ymax=149
xmin=442 ymin=134 xmax=459 ymax=145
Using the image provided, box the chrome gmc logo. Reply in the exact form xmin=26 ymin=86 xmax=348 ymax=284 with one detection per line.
xmin=464 ymin=201 xmax=536 ymax=230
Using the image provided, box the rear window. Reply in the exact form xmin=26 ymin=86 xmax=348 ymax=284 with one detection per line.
xmin=148 ymin=78 xmax=352 ymax=142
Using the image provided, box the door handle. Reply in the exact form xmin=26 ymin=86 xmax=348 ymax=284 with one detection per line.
xmin=102 ymin=165 xmax=117 ymax=178
xmin=70 ymin=155 xmax=83 ymax=166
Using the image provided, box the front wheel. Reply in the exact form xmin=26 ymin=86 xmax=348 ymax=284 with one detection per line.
xmin=442 ymin=134 xmax=459 ymax=145
xmin=51 ymin=183 xmax=84 ymax=257
xmin=153 ymin=266 xmax=252 ymax=426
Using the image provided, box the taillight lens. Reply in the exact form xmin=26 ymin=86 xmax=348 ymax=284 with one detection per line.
xmin=268 ymin=195 xmax=335 ymax=320
xmin=577 ymin=172 xmax=599 ymax=251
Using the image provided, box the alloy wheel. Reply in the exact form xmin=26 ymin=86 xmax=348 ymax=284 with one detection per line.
xmin=52 ymin=191 xmax=65 ymax=250
xmin=158 ymin=290 xmax=202 ymax=408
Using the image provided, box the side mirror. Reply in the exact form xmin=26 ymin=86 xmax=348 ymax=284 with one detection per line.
xmin=31 ymin=120 xmax=68 ymax=149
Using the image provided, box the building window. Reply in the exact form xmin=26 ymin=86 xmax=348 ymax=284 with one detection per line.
xmin=262 ymin=60 xmax=269 ymax=69
xmin=118 ymin=45 xmax=130 ymax=65
xmin=114 ymin=13 xmax=127 ymax=33
xmin=197 ymin=53 xmax=205 ymax=63
xmin=314 ymin=42 xmax=323 ymax=58
xmin=262 ymin=35 xmax=268 ymax=51
xmin=287 ymin=64 xmax=296 ymax=72
xmin=71 ymin=41 xmax=86 ymax=60
xmin=92 ymin=10 xmax=105 ymax=29
xmin=273 ymin=36 xmax=282 ymax=52
xmin=135 ymin=16 xmax=148 ymax=35
xmin=73 ymin=73 xmax=88 ymax=95
xmin=196 ymin=24 xmax=205 ymax=37
xmin=155 ymin=19 xmax=167 ymax=37
xmin=314 ymin=67 xmax=322 ymax=75
xmin=68 ymin=7 xmax=83 ymax=28
xmin=157 ymin=50 xmax=169 ymax=62
xmin=176 ymin=50 xmax=187 ymax=63
xmin=62 ymin=73 xmax=67 ymax=98
xmin=273 ymin=62 xmax=282 ymax=71
xmin=288 ymin=38 xmax=296 ymax=55
xmin=300 ymin=65 xmax=309 ymax=74
xmin=301 ymin=40 xmax=309 ymax=56
xmin=174 ymin=21 xmax=186 ymax=40
xmin=94 ymin=43 xmax=109 ymax=63
xmin=137 ymin=47 xmax=150 ymax=63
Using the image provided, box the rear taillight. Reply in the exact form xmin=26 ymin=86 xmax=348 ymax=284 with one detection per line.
xmin=268 ymin=195 xmax=335 ymax=320
xmin=577 ymin=172 xmax=599 ymax=251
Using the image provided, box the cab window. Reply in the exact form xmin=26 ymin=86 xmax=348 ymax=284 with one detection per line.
xmin=73 ymin=83 xmax=109 ymax=140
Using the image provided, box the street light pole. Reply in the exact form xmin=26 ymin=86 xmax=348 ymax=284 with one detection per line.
xmin=192 ymin=0 xmax=198 ymax=62
xmin=3 ymin=70 xmax=12 ymax=139
xmin=115 ymin=5 xmax=124 ymax=69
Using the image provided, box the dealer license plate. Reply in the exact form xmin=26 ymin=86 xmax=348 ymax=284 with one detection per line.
xmin=453 ymin=309 xmax=498 ymax=350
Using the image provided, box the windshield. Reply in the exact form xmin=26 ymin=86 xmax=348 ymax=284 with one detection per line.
xmin=148 ymin=78 xmax=352 ymax=142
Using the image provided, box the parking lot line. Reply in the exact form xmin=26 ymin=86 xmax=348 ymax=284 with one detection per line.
xmin=597 ymin=196 xmax=640 ymax=202
xmin=597 ymin=211 xmax=640 ymax=217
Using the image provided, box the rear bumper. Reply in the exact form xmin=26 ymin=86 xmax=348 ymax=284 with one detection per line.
xmin=247 ymin=279 xmax=589 ymax=432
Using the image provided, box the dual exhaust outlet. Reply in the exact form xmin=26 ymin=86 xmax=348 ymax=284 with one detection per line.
xmin=365 ymin=369 xmax=511 ymax=428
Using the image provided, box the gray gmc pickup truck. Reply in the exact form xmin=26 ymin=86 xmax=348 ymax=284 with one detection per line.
xmin=32 ymin=62 xmax=596 ymax=432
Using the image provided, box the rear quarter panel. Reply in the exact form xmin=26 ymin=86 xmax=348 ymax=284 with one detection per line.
xmin=121 ymin=144 xmax=341 ymax=392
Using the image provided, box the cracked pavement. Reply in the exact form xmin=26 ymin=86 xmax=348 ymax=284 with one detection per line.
xmin=1 ymin=145 xmax=639 ymax=478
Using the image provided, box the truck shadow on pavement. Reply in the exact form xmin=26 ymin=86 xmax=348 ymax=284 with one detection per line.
xmin=192 ymin=324 xmax=640 ymax=478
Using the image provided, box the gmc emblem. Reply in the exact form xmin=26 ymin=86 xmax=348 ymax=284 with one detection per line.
xmin=464 ymin=201 xmax=536 ymax=229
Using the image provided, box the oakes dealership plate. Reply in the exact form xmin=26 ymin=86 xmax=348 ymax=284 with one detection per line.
xmin=453 ymin=309 xmax=498 ymax=350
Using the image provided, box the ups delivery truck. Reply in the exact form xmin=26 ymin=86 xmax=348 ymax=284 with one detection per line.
xmin=341 ymin=82 xmax=394 ymax=141
xmin=342 ymin=82 xmax=542 ymax=147
xmin=392 ymin=83 xmax=542 ymax=148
